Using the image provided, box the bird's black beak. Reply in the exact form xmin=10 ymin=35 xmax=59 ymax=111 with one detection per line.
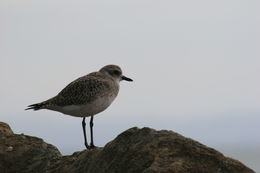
xmin=121 ymin=76 xmax=133 ymax=82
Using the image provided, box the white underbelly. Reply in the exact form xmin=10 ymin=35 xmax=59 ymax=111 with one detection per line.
xmin=58 ymin=95 xmax=117 ymax=117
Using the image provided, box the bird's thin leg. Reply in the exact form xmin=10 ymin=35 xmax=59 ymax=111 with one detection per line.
xmin=89 ymin=115 xmax=95 ymax=148
xmin=82 ymin=117 xmax=90 ymax=149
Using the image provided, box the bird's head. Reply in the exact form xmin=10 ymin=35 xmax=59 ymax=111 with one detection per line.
xmin=99 ymin=65 xmax=133 ymax=83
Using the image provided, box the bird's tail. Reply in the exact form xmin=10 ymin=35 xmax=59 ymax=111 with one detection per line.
xmin=25 ymin=102 xmax=46 ymax=111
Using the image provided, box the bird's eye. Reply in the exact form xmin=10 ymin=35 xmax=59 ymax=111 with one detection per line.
xmin=113 ymin=70 xmax=121 ymax=76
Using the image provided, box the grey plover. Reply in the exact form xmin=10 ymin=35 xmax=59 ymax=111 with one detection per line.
xmin=26 ymin=65 xmax=133 ymax=149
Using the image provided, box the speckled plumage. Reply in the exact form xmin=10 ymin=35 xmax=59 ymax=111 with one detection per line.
xmin=48 ymin=72 xmax=119 ymax=107
xmin=26 ymin=65 xmax=132 ymax=117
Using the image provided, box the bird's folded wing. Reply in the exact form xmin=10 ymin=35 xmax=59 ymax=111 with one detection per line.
xmin=49 ymin=76 xmax=111 ymax=106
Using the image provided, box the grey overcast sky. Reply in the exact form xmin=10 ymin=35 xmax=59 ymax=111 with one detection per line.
xmin=1 ymin=0 xmax=260 ymax=171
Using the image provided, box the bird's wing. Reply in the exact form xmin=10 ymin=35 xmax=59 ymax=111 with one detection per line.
xmin=48 ymin=74 xmax=112 ymax=106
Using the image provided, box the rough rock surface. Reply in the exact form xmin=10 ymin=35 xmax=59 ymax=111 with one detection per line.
xmin=0 ymin=122 xmax=255 ymax=173
xmin=0 ymin=122 xmax=61 ymax=173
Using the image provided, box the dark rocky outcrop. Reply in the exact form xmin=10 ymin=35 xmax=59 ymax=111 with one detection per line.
xmin=0 ymin=122 xmax=255 ymax=173
xmin=0 ymin=122 xmax=61 ymax=173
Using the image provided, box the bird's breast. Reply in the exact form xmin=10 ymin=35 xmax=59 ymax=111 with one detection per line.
xmin=60 ymin=93 xmax=118 ymax=117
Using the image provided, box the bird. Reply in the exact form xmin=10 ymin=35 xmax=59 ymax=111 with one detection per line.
xmin=26 ymin=64 xmax=133 ymax=149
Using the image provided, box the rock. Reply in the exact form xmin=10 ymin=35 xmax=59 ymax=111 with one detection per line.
xmin=6 ymin=146 xmax=13 ymax=152
xmin=0 ymin=122 xmax=61 ymax=173
xmin=0 ymin=122 xmax=13 ymax=136
xmin=0 ymin=122 xmax=256 ymax=173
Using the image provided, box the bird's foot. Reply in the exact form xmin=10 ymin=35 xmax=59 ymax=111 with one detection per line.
xmin=84 ymin=143 xmax=90 ymax=149
xmin=89 ymin=143 xmax=96 ymax=149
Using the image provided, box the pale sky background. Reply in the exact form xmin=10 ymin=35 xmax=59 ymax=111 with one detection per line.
xmin=1 ymin=0 xmax=260 ymax=171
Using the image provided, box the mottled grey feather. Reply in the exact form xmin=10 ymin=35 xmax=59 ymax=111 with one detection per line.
xmin=45 ymin=72 xmax=119 ymax=107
